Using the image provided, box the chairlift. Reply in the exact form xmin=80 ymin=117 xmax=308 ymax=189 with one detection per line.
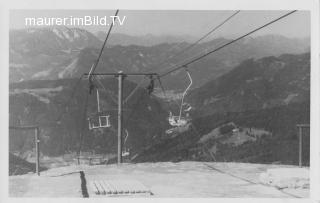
xmin=184 ymin=104 xmax=192 ymax=112
xmin=122 ymin=129 xmax=130 ymax=157
xmin=168 ymin=68 xmax=193 ymax=127
xmin=88 ymin=114 xmax=111 ymax=130
xmin=88 ymin=88 xmax=111 ymax=130
xmin=168 ymin=112 xmax=190 ymax=127
xmin=122 ymin=150 xmax=130 ymax=157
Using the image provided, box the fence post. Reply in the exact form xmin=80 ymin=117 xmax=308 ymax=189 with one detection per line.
xmin=298 ymin=126 xmax=302 ymax=167
xmin=297 ymin=124 xmax=310 ymax=167
xmin=35 ymin=127 xmax=40 ymax=176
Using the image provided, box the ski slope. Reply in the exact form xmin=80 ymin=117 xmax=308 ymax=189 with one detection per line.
xmin=9 ymin=161 xmax=309 ymax=198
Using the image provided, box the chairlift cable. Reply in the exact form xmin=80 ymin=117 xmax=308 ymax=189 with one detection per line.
xmin=88 ymin=9 xmax=119 ymax=81
xmin=123 ymin=76 xmax=148 ymax=105
xmin=123 ymin=85 xmax=150 ymax=129
xmin=71 ymin=10 xmax=295 ymax=155
xmin=81 ymin=9 xmax=119 ymax=135
xmin=94 ymin=75 xmax=118 ymax=104
xmin=171 ymin=10 xmax=240 ymax=59
xmin=147 ymin=10 xmax=240 ymax=74
xmin=158 ymin=10 xmax=297 ymax=78
xmin=122 ymin=75 xmax=159 ymax=129
xmin=156 ymin=76 xmax=167 ymax=99
xmin=121 ymin=77 xmax=151 ymax=136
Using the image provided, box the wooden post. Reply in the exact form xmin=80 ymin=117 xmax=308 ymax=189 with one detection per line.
xmin=296 ymin=124 xmax=310 ymax=167
xmin=298 ymin=126 xmax=303 ymax=167
xmin=117 ymin=72 xmax=124 ymax=164
xmin=10 ymin=126 xmax=41 ymax=175
xmin=35 ymin=127 xmax=40 ymax=176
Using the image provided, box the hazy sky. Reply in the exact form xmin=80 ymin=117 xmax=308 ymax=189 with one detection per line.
xmin=10 ymin=10 xmax=310 ymax=38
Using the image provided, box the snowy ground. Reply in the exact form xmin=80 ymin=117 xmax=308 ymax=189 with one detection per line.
xmin=9 ymin=161 xmax=309 ymax=198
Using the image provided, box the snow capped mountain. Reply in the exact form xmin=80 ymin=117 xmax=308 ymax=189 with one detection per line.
xmin=95 ymin=31 xmax=197 ymax=46
xmin=9 ymin=29 xmax=310 ymax=166
xmin=10 ymin=26 xmax=101 ymax=56
xmin=9 ymin=27 xmax=102 ymax=82
xmin=10 ymin=27 xmax=310 ymax=91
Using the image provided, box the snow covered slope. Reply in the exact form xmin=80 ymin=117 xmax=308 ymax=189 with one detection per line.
xmin=9 ymin=162 xmax=309 ymax=198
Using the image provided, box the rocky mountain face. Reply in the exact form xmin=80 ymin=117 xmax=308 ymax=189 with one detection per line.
xmin=9 ymin=27 xmax=101 ymax=82
xmin=10 ymin=27 xmax=309 ymax=91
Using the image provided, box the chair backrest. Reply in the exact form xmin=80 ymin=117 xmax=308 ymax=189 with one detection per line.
xmin=88 ymin=115 xmax=111 ymax=130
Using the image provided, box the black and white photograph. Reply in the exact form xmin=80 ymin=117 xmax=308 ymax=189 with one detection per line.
xmin=1 ymin=0 xmax=319 ymax=201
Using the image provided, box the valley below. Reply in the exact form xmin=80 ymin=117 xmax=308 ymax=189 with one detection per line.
xmin=9 ymin=27 xmax=310 ymax=186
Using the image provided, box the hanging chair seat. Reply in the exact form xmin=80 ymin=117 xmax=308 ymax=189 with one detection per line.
xmin=168 ymin=116 xmax=190 ymax=127
xmin=167 ymin=69 xmax=193 ymax=128
xmin=88 ymin=112 xmax=111 ymax=130
xmin=122 ymin=151 xmax=130 ymax=157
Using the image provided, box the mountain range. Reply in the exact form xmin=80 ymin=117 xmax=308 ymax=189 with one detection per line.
xmin=9 ymin=26 xmax=310 ymax=168
xmin=187 ymin=52 xmax=310 ymax=117
xmin=9 ymin=78 xmax=168 ymax=156
xmin=95 ymin=31 xmax=197 ymax=46
xmin=10 ymin=27 xmax=309 ymax=91
xmin=134 ymin=53 xmax=310 ymax=164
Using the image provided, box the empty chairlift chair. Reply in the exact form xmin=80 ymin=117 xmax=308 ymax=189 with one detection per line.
xmin=88 ymin=89 xmax=111 ymax=130
xmin=168 ymin=68 xmax=193 ymax=127
xmin=122 ymin=130 xmax=130 ymax=157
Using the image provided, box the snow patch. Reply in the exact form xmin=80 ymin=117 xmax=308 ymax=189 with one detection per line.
xmin=10 ymin=63 xmax=30 ymax=68
xmin=27 ymin=29 xmax=36 ymax=33
xmin=199 ymin=123 xmax=271 ymax=145
xmin=62 ymin=30 xmax=73 ymax=42
xmin=74 ymin=30 xmax=80 ymax=38
xmin=53 ymin=28 xmax=64 ymax=39
xmin=58 ymin=58 xmax=78 ymax=78
xmin=204 ymin=96 xmax=221 ymax=105
xmin=259 ymin=168 xmax=309 ymax=189
xmin=32 ymin=69 xmax=52 ymax=78
xmin=246 ymin=77 xmax=262 ymax=83
xmin=61 ymin=49 xmax=72 ymax=54
xmin=283 ymin=93 xmax=298 ymax=105
xmin=25 ymin=92 xmax=51 ymax=104
xmin=10 ymin=86 xmax=64 ymax=104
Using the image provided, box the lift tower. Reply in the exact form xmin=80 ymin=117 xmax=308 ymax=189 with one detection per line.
xmin=85 ymin=72 xmax=158 ymax=164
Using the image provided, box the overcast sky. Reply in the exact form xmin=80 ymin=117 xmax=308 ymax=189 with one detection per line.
xmin=10 ymin=10 xmax=310 ymax=38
